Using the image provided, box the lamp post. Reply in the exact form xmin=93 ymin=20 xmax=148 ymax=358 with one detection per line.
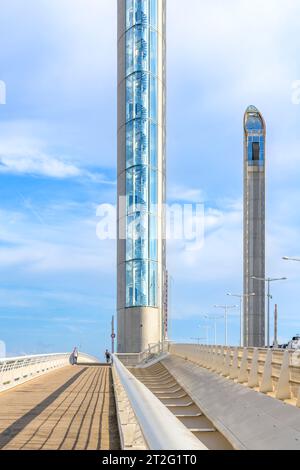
xmin=203 ymin=314 xmax=223 ymax=345
xmin=227 ymin=292 xmax=255 ymax=347
xmin=283 ymin=257 xmax=300 ymax=262
xmin=198 ymin=324 xmax=210 ymax=345
xmin=251 ymin=276 xmax=287 ymax=347
xmin=213 ymin=305 xmax=238 ymax=346
xmin=199 ymin=314 xmax=212 ymax=345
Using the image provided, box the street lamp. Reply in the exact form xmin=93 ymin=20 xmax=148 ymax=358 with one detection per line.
xmin=227 ymin=292 xmax=255 ymax=347
xmin=214 ymin=305 xmax=238 ymax=346
xmin=198 ymin=323 xmax=211 ymax=345
xmin=251 ymin=276 xmax=287 ymax=347
xmin=199 ymin=314 xmax=212 ymax=345
xmin=203 ymin=314 xmax=223 ymax=345
xmin=283 ymin=257 xmax=300 ymax=262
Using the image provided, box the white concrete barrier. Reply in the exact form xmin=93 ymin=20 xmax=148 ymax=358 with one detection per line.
xmin=0 ymin=353 xmax=71 ymax=392
xmin=169 ymin=344 xmax=300 ymax=406
xmin=260 ymin=349 xmax=273 ymax=393
xmin=230 ymin=349 xmax=239 ymax=380
xmin=112 ymin=355 xmax=206 ymax=451
xmin=248 ymin=349 xmax=259 ymax=388
xmin=0 ymin=351 xmax=99 ymax=393
xmin=238 ymin=349 xmax=249 ymax=384
xmin=276 ymin=350 xmax=291 ymax=400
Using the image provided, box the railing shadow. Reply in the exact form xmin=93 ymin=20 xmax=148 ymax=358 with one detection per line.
xmin=0 ymin=368 xmax=87 ymax=449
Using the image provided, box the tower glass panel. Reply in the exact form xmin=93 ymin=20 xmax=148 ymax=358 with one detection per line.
xmin=118 ymin=0 xmax=166 ymax=353
xmin=125 ymin=0 xmax=159 ymax=308
xmin=245 ymin=107 xmax=265 ymax=167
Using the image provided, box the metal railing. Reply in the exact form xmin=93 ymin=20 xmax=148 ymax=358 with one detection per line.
xmin=0 ymin=353 xmax=71 ymax=393
xmin=114 ymin=353 xmax=143 ymax=367
xmin=169 ymin=343 xmax=300 ymax=407
xmin=138 ymin=341 xmax=170 ymax=364
xmin=116 ymin=341 xmax=170 ymax=367
xmin=112 ymin=354 xmax=206 ymax=450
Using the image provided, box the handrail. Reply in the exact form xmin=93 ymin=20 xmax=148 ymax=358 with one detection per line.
xmin=139 ymin=341 xmax=171 ymax=364
xmin=112 ymin=354 xmax=206 ymax=450
xmin=0 ymin=351 xmax=104 ymax=393
xmin=0 ymin=352 xmax=69 ymax=363
xmin=0 ymin=353 xmax=72 ymax=393
xmin=116 ymin=341 xmax=171 ymax=367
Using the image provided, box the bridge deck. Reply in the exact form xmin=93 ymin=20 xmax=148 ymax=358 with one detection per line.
xmin=0 ymin=366 xmax=120 ymax=450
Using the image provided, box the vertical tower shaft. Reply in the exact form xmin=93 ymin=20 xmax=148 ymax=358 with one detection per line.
xmin=243 ymin=106 xmax=266 ymax=347
xmin=117 ymin=0 xmax=166 ymax=353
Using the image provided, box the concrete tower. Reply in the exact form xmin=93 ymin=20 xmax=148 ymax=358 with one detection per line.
xmin=117 ymin=0 xmax=166 ymax=353
xmin=243 ymin=106 xmax=266 ymax=347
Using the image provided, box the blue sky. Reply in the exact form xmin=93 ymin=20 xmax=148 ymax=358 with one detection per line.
xmin=1 ymin=0 xmax=300 ymax=358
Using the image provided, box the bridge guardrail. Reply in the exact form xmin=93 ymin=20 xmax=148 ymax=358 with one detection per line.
xmin=138 ymin=341 xmax=170 ymax=363
xmin=0 ymin=351 xmax=101 ymax=393
xmin=112 ymin=354 xmax=206 ymax=451
xmin=0 ymin=353 xmax=71 ymax=393
xmin=169 ymin=343 xmax=300 ymax=407
xmin=116 ymin=341 xmax=170 ymax=367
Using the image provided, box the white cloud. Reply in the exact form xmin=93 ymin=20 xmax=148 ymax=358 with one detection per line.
xmin=0 ymin=126 xmax=115 ymax=182
xmin=168 ymin=0 xmax=300 ymax=138
xmin=168 ymin=184 xmax=204 ymax=202
xmin=0 ymin=206 xmax=115 ymax=274
xmin=0 ymin=129 xmax=80 ymax=178
xmin=0 ymin=151 xmax=81 ymax=179
xmin=168 ymin=0 xmax=299 ymax=72
xmin=168 ymin=198 xmax=243 ymax=283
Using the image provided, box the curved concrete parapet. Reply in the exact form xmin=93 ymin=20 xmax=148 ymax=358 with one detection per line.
xmin=112 ymin=355 xmax=206 ymax=451
xmin=168 ymin=344 xmax=300 ymax=406
xmin=0 ymin=351 xmax=100 ymax=393
xmin=112 ymin=358 xmax=147 ymax=450
xmin=0 ymin=353 xmax=71 ymax=393
xmin=77 ymin=352 xmax=101 ymax=364
xmin=162 ymin=355 xmax=300 ymax=450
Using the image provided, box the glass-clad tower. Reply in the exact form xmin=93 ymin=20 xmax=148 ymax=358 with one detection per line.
xmin=243 ymin=106 xmax=266 ymax=347
xmin=117 ymin=0 xmax=166 ymax=353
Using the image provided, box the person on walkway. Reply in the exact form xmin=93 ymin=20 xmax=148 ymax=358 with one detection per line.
xmin=105 ymin=349 xmax=111 ymax=364
xmin=72 ymin=347 xmax=78 ymax=365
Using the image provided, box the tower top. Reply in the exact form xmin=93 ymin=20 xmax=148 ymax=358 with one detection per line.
xmin=244 ymin=105 xmax=265 ymax=133
xmin=245 ymin=105 xmax=259 ymax=114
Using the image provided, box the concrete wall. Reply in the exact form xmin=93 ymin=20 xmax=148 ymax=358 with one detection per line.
xmin=244 ymin=165 xmax=265 ymax=347
xmin=117 ymin=307 xmax=162 ymax=353
xmin=243 ymin=111 xmax=266 ymax=347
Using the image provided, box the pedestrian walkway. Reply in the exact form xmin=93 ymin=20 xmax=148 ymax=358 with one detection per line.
xmin=0 ymin=365 xmax=120 ymax=450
